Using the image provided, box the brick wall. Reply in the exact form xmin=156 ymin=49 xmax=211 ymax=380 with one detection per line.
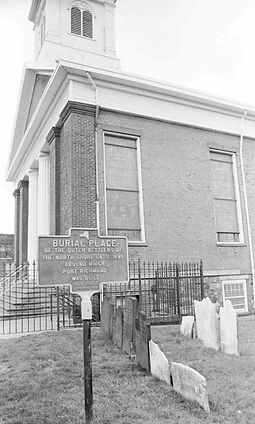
xmin=48 ymin=102 xmax=255 ymax=309
xmin=48 ymin=102 xmax=255 ymax=282
xmin=97 ymin=110 xmax=253 ymax=276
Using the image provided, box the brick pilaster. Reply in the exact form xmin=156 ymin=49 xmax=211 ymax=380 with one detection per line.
xmin=47 ymin=127 xmax=61 ymax=235
xmin=18 ymin=180 xmax=29 ymax=266
xmin=58 ymin=102 xmax=97 ymax=234
xmin=13 ymin=188 xmax=20 ymax=267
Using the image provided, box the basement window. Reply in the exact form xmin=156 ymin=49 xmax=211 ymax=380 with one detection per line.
xmin=222 ymin=279 xmax=248 ymax=313
xmin=71 ymin=6 xmax=93 ymax=38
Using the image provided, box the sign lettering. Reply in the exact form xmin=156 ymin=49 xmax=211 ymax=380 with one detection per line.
xmin=38 ymin=228 xmax=129 ymax=292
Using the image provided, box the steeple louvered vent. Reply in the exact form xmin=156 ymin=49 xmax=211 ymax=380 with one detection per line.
xmin=83 ymin=10 xmax=93 ymax=38
xmin=71 ymin=6 xmax=93 ymax=38
xmin=71 ymin=7 xmax=82 ymax=35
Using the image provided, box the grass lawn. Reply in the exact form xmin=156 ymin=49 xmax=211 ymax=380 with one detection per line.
xmin=0 ymin=316 xmax=255 ymax=423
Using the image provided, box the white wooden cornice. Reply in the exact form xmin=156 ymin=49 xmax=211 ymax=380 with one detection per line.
xmin=60 ymin=60 xmax=255 ymax=119
xmin=7 ymin=60 xmax=255 ymax=183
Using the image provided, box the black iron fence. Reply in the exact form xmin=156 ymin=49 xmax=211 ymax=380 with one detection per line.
xmin=0 ymin=260 xmax=204 ymax=334
xmin=103 ymin=260 xmax=204 ymax=324
xmin=0 ymin=262 xmax=100 ymax=335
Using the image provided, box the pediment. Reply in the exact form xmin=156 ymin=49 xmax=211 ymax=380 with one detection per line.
xmin=26 ymin=73 xmax=51 ymax=129
xmin=8 ymin=64 xmax=53 ymax=170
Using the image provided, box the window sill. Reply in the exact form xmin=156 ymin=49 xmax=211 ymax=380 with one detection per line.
xmin=216 ymin=243 xmax=246 ymax=247
xmin=69 ymin=32 xmax=95 ymax=41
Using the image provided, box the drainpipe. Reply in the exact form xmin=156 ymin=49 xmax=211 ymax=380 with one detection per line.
xmin=239 ymin=110 xmax=255 ymax=308
xmin=86 ymin=72 xmax=100 ymax=231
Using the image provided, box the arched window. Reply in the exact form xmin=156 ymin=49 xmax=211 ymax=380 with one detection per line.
xmin=71 ymin=7 xmax=81 ymax=35
xmin=82 ymin=10 xmax=93 ymax=38
xmin=71 ymin=6 xmax=93 ymax=38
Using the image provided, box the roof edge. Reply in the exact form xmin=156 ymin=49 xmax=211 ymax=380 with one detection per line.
xmin=58 ymin=60 xmax=255 ymax=114
xmin=28 ymin=0 xmax=42 ymax=23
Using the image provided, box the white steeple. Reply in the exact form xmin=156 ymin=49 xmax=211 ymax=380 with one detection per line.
xmin=28 ymin=0 xmax=120 ymax=71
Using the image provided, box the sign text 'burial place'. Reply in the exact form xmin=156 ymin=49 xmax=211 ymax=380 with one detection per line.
xmin=38 ymin=228 xmax=128 ymax=292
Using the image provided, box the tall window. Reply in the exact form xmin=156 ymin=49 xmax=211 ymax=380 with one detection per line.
xmin=104 ymin=133 xmax=144 ymax=243
xmin=71 ymin=6 xmax=93 ymax=38
xmin=210 ymin=150 xmax=242 ymax=243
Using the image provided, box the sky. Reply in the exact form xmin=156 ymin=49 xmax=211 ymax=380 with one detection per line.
xmin=0 ymin=0 xmax=255 ymax=234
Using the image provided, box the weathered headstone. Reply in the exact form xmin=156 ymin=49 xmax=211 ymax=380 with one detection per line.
xmin=171 ymin=362 xmax=210 ymax=412
xmin=101 ymin=297 xmax=114 ymax=340
xmin=149 ymin=340 xmax=170 ymax=384
xmin=122 ymin=297 xmax=138 ymax=354
xmin=180 ymin=316 xmax=194 ymax=338
xmin=113 ymin=306 xmax=124 ymax=349
xmin=220 ymin=300 xmax=239 ymax=356
xmin=194 ymin=297 xmax=220 ymax=350
xmin=135 ymin=312 xmax=151 ymax=372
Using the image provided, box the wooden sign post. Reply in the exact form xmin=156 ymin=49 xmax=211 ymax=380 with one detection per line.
xmin=37 ymin=228 xmax=129 ymax=423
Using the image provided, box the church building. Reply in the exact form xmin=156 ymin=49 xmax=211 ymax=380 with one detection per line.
xmin=7 ymin=0 xmax=255 ymax=314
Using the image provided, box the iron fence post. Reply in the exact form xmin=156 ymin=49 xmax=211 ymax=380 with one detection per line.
xmin=56 ymin=286 xmax=60 ymax=331
xmin=62 ymin=293 xmax=65 ymax=327
xmin=200 ymin=260 xmax=205 ymax=299
xmin=138 ymin=259 xmax=142 ymax=308
xmin=33 ymin=261 xmax=36 ymax=331
xmin=50 ymin=293 xmax=53 ymax=323
xmin=176 ymin=264 xmax=181 ymax=317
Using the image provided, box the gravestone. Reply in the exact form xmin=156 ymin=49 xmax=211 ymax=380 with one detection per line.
xmin=101 ymin=298 xmax=114 ymax=340
xmin=135 ymin=312 xmax=151 ymax=372
xmin=194 ymin=297 xmax=220 ymax=350
xmin=194 ymin=298 xmax=207 ymax=340
xmin=149 ymin=340 xmax=170 ymax=384
xmin=122 ymin=297 xmax=138 ymax=354
xmin=113 ymin=306 xmax=124 ymax=349
xmin=171 ymin=362 xmax=210 ymax=412
xmin=220 ymin=300 xmax=239 ymax=356
xmin=180 ymin=316 xmax=194 ymax=338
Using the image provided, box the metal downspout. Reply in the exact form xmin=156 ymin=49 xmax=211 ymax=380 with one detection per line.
xmin=239 ymin=110 xmax=255 ymax=308
xmin=86 ymin=72 xmax=100 ymax=231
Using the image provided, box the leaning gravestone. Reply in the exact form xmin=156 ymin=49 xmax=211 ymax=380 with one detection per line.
xmin=113 ymin=306 xmax=124 ymax=349
xmin=194 ymin=297 xmax=220 ymax=350
xmin=101 ymin=298 xmax=114 ymax=340
xmin=180 ymin=316 xmax=194 ymax=338
xmin=122 ymin=297 xmax=138 ymax=354
xmin=220 ymin=300 xmax=239 ymax=356
xmin=149 ymin=340 xmax=170 ymax=384
xmin=171 ymin=362 xmax=210 ymax=412
xmin=135 ymin=312 xmax=151 ymax=372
